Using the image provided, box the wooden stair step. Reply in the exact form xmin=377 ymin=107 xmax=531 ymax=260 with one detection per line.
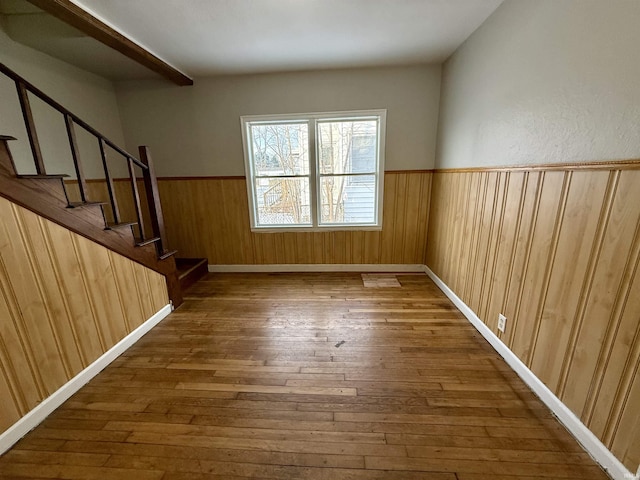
xmin=135 ymin=236 xmax=161 ymax=247
xmin=158 ymin=249 xmax=178 ymax=260
xmin=176 ymin=257 xmax=208 ymax=290
xmin=17 ymin=174 xmax=69 ymax=179
xmin=104 ymin=221 xmax=137 ymax=231
xmin=67 ymin=201 xmax=107 ymax=209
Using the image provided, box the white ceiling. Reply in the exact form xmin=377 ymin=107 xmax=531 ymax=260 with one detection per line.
xmin=2 ymin=0 xmax=504 ymax=80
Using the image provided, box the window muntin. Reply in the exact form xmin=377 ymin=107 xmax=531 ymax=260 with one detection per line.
xmin=241 ymin=110 xmax=385 ymax=231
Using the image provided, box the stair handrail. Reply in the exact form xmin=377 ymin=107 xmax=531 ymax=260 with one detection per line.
xmin=0 ymin=63 xmax=145 ymax=169
xmin=0 ymin=62 xmax=170 ymax=255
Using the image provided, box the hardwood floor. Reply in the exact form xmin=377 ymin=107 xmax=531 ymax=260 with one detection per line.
xmin=0 ymin=273 xmax=609 ymax=479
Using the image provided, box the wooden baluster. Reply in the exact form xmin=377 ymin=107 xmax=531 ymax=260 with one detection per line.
xmin=127 ymin=157 xmax=146 ymax=240
xmin=99 ymin=138 xmax=121 ymax=224
xmin=139 ymin=146 xmax=168 ymax=254
xmin=15 ymin=81 xmax=46 ymax=175
xmin=64 ymin=114 xmax=88 ymax=203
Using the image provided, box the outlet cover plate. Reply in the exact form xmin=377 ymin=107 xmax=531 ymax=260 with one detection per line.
xmin=497 ymin=314 xmax=507 ymax=333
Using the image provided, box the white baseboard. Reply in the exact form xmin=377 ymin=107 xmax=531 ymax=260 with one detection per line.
xmin=0 ymin=303 xmax=173 ymax=456
xmin=423 ymin=265 xmax=632 ymax=480
xmin=208 ymin=263 xmax=426 ymax=273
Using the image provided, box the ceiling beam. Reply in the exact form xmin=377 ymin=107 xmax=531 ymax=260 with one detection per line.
xmin=25 ymin=0 xmax=193 ymax=86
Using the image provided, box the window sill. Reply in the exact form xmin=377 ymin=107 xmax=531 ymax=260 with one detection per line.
xmin=250 ymin=225 xmax=383 ymax=233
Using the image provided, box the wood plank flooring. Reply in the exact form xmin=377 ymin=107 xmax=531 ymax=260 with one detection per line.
xmin=0 ymin=273 xmax=609 ymax=479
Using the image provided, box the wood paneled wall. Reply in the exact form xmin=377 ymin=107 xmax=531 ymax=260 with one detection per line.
xmin=426 ymin=165 xmax=640 ymax=471
xmin=0 ymin=196 xmax=168 ymax=434
xmin=156 ymin=171 xmax=432 ymax=265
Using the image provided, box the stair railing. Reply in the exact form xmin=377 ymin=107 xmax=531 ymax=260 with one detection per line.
xmin=0 ymin=62 xmax=171 ymax=258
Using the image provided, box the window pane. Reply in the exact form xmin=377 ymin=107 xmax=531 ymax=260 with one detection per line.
xmin=318 ymin=120 xmax=377 ymax=175
xmin=250 ymin=123 xmax=309 ymax=176
xmin=319 ymin=175 xmax=376 ymax=224
xmin=255 ymin=177 xmax=311 ymax=226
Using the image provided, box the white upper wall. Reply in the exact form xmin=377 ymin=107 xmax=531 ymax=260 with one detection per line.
xmin=436 ymin=0 xmax=640 ymax=169
xmin=115 ymin=65 xmax=441 ymax=177
xmin=0 ymin=23 xmax=127 ymax=178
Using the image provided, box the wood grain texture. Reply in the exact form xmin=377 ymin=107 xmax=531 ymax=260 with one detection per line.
xmin=154 ymin=172 xmax=431 ymax=265
xmin=0 ymin=195 xmax=169 ymax=435
xmin=0 ymin=272 xmax=608 ymax=479
xmin=426 ymin=167 xmax=640 ymax=472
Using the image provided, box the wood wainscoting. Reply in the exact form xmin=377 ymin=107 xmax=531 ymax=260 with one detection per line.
xmin=0 ymin=195 xmax=169 ymax=435
xmin=426 ymin=163 xmax=640 ymax=471
xmin=155 ymin=171 xmax=432 ymax=265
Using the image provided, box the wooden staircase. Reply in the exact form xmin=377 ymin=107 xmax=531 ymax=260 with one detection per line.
xmin=0 ymin=62 xmax=206 ymax=307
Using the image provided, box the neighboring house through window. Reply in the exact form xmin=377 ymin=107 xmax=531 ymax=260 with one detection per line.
xmin=241 ymin=110 xmax=386 ymax=231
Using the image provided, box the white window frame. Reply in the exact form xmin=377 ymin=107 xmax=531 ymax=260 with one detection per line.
xmin=241 ymin=109 xmax=386 ymax=232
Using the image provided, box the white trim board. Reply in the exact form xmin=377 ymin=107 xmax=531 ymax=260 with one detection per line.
xmin=423 ymin=265 xmax=633 ymax=480
xmin=208 ymin=264 xmax=425 ymax=273
xmin=0 ymin=303 xmax=173 ymax=456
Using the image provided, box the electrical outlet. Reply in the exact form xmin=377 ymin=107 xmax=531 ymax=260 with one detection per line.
xmin=497 ymin=314 xmax=507 ymax=333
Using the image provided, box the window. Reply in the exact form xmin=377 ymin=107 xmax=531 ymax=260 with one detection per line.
xmin=241 ymin=110 xmax=386 ymax=231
